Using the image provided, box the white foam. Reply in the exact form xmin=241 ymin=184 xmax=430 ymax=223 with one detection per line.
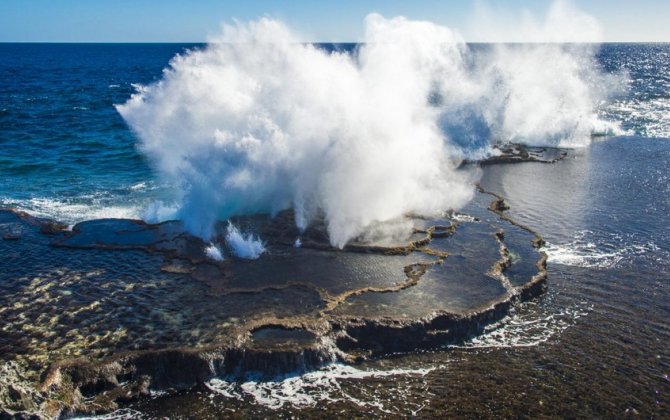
xmin=72 ymin=409 xmax=144 ymax=420
xmin=451 ymin=302 xmax=591 ymax=349
xmin=602 ymin=97 xmax=670 ymax=138
xmin=0 ymin=197 xmax=141 ymax=224
xmin=225 ymin=222 xmax=265 ymax=259
xmin=590 ymin=118 xmax=629 ymax=137
xmin=204 ymin=243 xmax=224 ymax=261
xmin=450 ymin=212 xmax=478 ymax=223
xmin=129 ymin=182 xmax=147 ymax=191
xmin=206 ymin=363 xmax=437 ymax=411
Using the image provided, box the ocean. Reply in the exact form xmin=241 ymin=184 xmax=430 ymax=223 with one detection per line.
xmin=1 ymin=42 xmax=669 ymax=418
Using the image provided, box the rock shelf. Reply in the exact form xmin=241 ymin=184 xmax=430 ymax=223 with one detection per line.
xmin=0 ymin=184 xmax=547 ymax=418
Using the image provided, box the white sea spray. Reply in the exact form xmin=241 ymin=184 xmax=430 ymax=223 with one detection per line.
xmin=117 ymin=3 xmax=621 ymax=246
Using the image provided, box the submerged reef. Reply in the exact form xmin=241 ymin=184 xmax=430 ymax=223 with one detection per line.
xmin=0 ymin=163 xmax=550 ymax=418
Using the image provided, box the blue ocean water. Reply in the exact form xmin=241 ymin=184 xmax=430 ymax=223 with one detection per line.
xmin=598 ymin=43 xmax=670 ymax=137
xmin=0 ymin=43 xmax=200 ymax=221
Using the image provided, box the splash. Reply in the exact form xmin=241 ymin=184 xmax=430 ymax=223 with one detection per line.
xmin=450 ymin=302 xmax=592 ymax=349
xmin=225 ymin=222 xmax=265 ymax=259
xmin=117 ymin=5 xmax=621 ymax=246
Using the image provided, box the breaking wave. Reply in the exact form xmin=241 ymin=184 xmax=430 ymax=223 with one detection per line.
xmin=206 ymin=363 xmax=438 ymax=412
xmin=0 ymin=196 xmax=141 ymax=226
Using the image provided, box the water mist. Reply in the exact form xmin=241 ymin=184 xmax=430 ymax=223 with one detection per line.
xmin=117 ymin=7 xmax=619 ymax=253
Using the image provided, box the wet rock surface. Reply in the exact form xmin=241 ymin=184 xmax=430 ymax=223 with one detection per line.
xmin=0 ymin=186 xmax=546 ymax=418
xmin=477 ymin=143 xmax=569 ymax=165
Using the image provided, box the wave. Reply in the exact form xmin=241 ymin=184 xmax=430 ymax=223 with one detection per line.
xmin=542 ymin=229 xmax=662 ymax=269
xmin=450 ymin=301 xmax=591 ymax=349
xmin=204 ymin=295 xmax=586 ymax=413
xmin=117 ymin=7 xmax=623 ymax=247
xmin=0 ymin=196 xmax=142 ymax=225
xmin=601 ymin=97 xmax=670 ymax=138
xmin=72 ymin=409 xmax=145 ymax=420
xmin=206 ymin=363 xmax=438 ymax=412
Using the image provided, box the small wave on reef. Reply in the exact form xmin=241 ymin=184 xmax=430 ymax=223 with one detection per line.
xmin=0 ymin=196 xmax=141 ymax=226
xmin=450 ymin=301 xmax=592 ymax=349
xmin=117 ymin=1 xmax=625 ymax=248
xmin=205 ymin=364 xmax=439 ymax=412
xmin=542 ymin=229 xmax=663 ymax=269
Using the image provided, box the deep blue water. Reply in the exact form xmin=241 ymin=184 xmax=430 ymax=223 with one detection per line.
xmin=0 ymin=43 xmax=201 ymax=220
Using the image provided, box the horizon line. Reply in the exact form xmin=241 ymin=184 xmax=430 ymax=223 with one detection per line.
xmin=2 ymin=40 xmax=669 ymax=44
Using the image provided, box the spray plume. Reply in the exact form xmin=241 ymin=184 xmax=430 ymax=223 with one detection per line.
xmin=117 ymin=5 xmax=620 ymax=248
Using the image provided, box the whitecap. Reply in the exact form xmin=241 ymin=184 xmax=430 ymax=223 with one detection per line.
xmin=0 ymin=197 xmax=141 ymax=224
xmin=450 ymin=302 xmax=592 ymax=349
xmin=206 ymin=363 xmax=438 ymax=411
xmin=542 ymin=230 xmax=661 ymax=269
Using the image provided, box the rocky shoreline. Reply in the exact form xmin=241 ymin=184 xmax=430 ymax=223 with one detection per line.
xmin=0 ymin=150 xmax=551 ymax=419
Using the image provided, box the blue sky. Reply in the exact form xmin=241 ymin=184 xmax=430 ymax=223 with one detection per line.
xmin=1 ymin=0 xmax=669 ymax=42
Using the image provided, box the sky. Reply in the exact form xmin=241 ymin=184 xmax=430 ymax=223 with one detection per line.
xmin=0 ymin=0 xmax=669 ymax=43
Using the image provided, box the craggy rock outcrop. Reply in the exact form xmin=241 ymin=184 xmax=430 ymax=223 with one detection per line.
xmin=0 ymin=182 xmax=547 ymax=418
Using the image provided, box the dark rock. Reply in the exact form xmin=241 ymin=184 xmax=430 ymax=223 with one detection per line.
xmin=39 ymin=221 xmax=68 ymax=235
xmin=491 ymin=198 xmax=511 ymax=212
xmin=472 ymin=143 xmax=570 ymax=165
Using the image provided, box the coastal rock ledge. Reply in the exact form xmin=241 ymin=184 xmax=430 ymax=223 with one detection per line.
xmin=0 ymin=184 xmax=547 ymax=418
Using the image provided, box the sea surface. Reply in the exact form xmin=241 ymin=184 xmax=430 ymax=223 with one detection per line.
xmin=1 ymin=43 xmax=669 ymax=417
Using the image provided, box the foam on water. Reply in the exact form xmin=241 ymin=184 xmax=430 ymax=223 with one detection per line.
xmin=0 ymin=196 xmax=141 ymax=224
xmin=451 ymin=302 xmax=592 ymax=349
xmin=543 ymin=229 xmax=661 ymax=269
xmin=206 ymin=363 xmax=438 ymax=412
xmin=603 ymin=97 xmax=670 ymax=138
xmin=450 ymin=212 xmax=479 ymax=223
xmin=203 ymin=298 xmax=586 ymax=412
xmin=73 ymin=409 xmax=146 ymax=420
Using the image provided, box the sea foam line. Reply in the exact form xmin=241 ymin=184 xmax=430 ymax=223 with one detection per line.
xmin=206 ymin=363 xmax=438 ymax=412
xmin=542 ymin=230 xmax=661 ymax=269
